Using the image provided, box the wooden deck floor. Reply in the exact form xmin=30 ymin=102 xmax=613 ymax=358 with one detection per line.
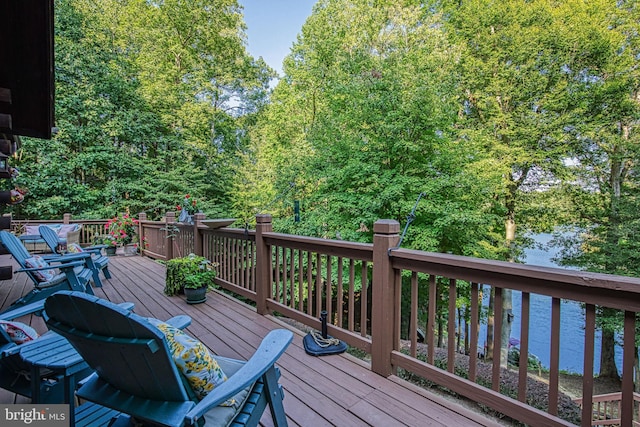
xmin=0 ymin=254 xmax=503 ymax=427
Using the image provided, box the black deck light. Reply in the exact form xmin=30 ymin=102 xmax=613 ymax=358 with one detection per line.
xmin=294 ymin=200 xmax=300 ymax=222
xmin=303 ymin=310 xmax=348 ymax=356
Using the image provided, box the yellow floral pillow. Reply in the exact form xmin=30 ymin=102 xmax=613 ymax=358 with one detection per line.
xmin=152 ymin=321 xmax=232 ymax=403
xmin=67 ymin=243 xmax=84 ymax=253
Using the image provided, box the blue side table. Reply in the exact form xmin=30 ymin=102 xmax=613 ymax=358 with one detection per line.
xmin=18 ymin=332 xmax=92 ymax=426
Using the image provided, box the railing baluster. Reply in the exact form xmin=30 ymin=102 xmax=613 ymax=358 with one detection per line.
xmin=326 ymin=255 xmax=333 ymax=323
xmin=410 ymin=272 xmax=418 ymax=358
xmin=232 ymin=238 xmax=238 ymax=286
xmin=298 ymin=249 xmax=304 ymax=312
xmin=548 ymin=296 xmax=561 ymax=415
xmin=360 ymin=261 xmax=368 ymax=337
xmin=492 ymin=286 xmax=503 ymax=392
xmin=582 ymin=303 xmax=595 ymax=425
xmin=469 ymin=282 xmax=479 ymax=382
xmin=285 ymin=246 xmax=289 ymax=305
xmin=268 ymin=245 xmax=274 ymax=300
xmin=251 ymin=240 xmax=256 ymax=292
xmin=337 ymin=257 xmax=344 ymax=328
xmin=348 ymin=259 xmax=355 ymax=332
xmin=622 ymin=310 xmax=636 ymax=425
xmin=307 ymin=251 xmax=313 ymax=315
xmin=274 ymin=246 xmax=281 ymax=303
xmin=225 ymin=236 xmax=231 ymax=281
xmin=428 ymin=274 xmax=436 ymax=365
xmin=315 ymin=253 xmax=322 ymax=317
xmin=448 ymin=278 xmax=456 ymax=373
xmin=394 ymin=268 xmax=401 ymax=356
xmin=289 ymin=247 xmax=295 ymax=308
xmin=518 ymin=291 xmax=531 ymax=402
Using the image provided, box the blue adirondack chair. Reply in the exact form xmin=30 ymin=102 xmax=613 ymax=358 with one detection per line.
xmin=0 ymin=231 xmax=95 ymax=307
xmin=44 ymin=291 xmax=293 ymax=427
xmin=0 ymin=300 xmax=89 ymax=403
xmin=0 ymin=298 xmax=137 ymax=409
xmin=38 ymin=225 xmax=111 ymax=287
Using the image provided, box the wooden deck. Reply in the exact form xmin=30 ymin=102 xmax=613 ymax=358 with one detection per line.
xmin=0 ymin=254 xmax=503 ymax=427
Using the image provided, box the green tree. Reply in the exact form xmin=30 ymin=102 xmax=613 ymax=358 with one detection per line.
xmin=442 ymin=0 xmax=583 ymax=365
xmin=13 ymin=0 xmax=272 ymax=220
xmin=553 ymin=0 xmax=640 ymax=382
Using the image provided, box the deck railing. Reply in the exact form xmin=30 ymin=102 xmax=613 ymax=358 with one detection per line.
xmin=13 ymin=212 xmax=639 ymax=426
xmin=574 ymin=392 xmax=640 ymax=426
xmin=11 ymin=215 xmax=108 ymax=245
xmin=137 ymin=213 xmax=640 ymax=427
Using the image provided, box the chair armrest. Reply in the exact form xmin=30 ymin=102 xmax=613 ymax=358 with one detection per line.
xmin=48 ymin=260 xmax=88 ymax=271
xmin=117 ymin=302 xmax=135 ymax=312
xmin=42 ymin=252 xmax=91 ymax=263
xmin=185 ymin=329 xmax=293 ymax=423
xmin=82 ymin=245 xmax=107 ymax=253
xmin=17 ymin=264 xmax=69 ymax=273
xmin=0 ymin=300 xmax=45 ymax=319
xmin=165 ymin=315 xmax=191 ymax=330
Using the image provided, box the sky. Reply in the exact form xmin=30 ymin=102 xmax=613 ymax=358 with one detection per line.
xmin=238 ymin=0 xmax=317 ymax=76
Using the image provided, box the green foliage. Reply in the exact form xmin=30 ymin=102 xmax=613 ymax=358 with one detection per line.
xmin=11 ymin=0 xmax=271 ymax=222
xmin=164 ymin=254 xmax=216 ymax=295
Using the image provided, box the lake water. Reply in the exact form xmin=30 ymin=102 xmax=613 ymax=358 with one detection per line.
xmin=478 ymin=233 xmax=623 ymax=375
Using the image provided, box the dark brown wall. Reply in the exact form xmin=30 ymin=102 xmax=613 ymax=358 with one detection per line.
xmin=0 ymin=0 xmax=54 ymax=139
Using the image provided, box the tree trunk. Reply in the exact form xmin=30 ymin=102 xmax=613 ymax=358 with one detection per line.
xmin=501 ymin=289 xmax=513 ymax=368
xmin=599 ymin=328 xmax=621 ymax=380
xmin=486 ymin=288 xmax=494 ymax=360
xmin=500 ymin=214 xmax=516 ymax=367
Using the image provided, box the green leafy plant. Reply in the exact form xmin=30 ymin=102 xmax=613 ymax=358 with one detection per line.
xmin=164 ymin=253 xmax=217 ymax=295
xmin=184 ymin=270 xmax=216 ymax=289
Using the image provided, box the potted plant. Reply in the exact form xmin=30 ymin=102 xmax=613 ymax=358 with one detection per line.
xmin=105 ymin=213 xmax=139 ymax=255
xmin=176 ymin=194 xmax=200 ymax=224
xmin=164 ymin=253 xmax=216 ymax=304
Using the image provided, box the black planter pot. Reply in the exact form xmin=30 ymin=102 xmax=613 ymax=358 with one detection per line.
xmin=184 ymin=286 xmax=207 ymax=304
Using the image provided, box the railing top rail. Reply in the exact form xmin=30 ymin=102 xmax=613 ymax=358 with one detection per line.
xmin=263 ymin=231 xmax=373 ymax=261
xmin=391 ymin=248 xmax=640 ymax=311
xmin=200 ymin=227 xmax=255 ymax=240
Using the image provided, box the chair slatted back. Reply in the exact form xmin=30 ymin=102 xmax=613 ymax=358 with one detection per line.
xmin=0 ymin=231 xmax=42 ymax=285
xmin=38 ymin=225 xmax=61 ymax=254
xmin=44 ymin=291 xmax=190 ymax=402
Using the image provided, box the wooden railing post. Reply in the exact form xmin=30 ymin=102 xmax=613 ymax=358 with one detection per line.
xmin=138 ymin=212 xmax=147 ymax=255
xmin=193 ymin=212 xmax=206 ymax=257
xmin=165 ymin=211 xmax=176 ymax=261
xmin=255 ymin=214 xmax=273 ymax=315
xmin=371 ymin=219 xmax=400 ymax=377
xmin=63 ymin=213 xmax=71 ymax=224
